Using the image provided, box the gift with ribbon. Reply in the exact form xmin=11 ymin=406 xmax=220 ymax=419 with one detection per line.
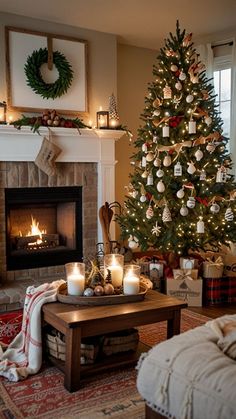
xmin=180 ymin=257 xmax=198 ymax=270
xmin=203 ymin=255 xmax=224 ymax=278
xmin=173 ymin=268 xmax=198 ymax=281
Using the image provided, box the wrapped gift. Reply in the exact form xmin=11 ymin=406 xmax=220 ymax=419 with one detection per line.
xmin=173 ymin=269 xmax=198 ymax=280
xmin=228 ymin=277 xmax=236 ymax=303
xmin=203 ymin=256 xmax=224 ymax=278
xmin=166 ymin=277 xmax=202 ymax=307
xmin=203 ymin=277 xmax=229 ymax=305
xmin=180 ymin=257 xmax=198 ymax=269
xmin=223 ymin=254 xmax=236 ymax=277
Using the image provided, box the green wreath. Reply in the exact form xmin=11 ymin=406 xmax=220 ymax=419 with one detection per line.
xmin=24 ymin=47 xmax=74 ymax=100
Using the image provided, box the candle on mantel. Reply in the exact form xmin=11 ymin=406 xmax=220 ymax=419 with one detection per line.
xmin=65 ymin=262 xmax=85 ymax=296
xmin=104 ymin=254 xmax=124 ymax=288
xmin=123 ymin=265 xmax=141 ymax=295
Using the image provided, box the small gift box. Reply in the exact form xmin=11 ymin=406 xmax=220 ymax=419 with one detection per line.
xmin=166 ymin=276 xmax=202 ymax=306
xmin=173 ymin=269 xmax=198 ymax=281
xmin=180 ymin=257 xmax=198 ymax=270
xmin=203 ymin=256 xmax=224 ymax=278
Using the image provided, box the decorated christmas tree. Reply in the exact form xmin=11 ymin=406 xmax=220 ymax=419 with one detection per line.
xmin=118 ymin=21 xmax=236 ymax=256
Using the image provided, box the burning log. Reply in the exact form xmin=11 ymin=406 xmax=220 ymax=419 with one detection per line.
xmin=14 ymin=234 xmax=60 ymax=250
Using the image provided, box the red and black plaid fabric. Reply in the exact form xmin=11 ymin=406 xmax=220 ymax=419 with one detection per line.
xmin=203 ymin=277 xmax=229 ymax=305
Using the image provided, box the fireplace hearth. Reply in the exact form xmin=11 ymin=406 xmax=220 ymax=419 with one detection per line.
xmin=5 ymin=187 xmax=83 ymax=270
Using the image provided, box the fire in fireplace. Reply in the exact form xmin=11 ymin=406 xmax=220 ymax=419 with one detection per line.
xmin=5 ymin=186 xmax=83 ymax=270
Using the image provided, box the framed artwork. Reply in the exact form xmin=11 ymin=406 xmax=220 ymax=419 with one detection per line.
xmin=5 ymin=27 xmax=88 ymax=115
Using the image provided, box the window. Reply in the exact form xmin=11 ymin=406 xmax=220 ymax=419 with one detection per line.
xmin=213 ymin=47 xmax=233 ymax=152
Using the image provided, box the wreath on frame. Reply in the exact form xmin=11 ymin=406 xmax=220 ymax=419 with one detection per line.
xmin=24 ymin=47 xmax=74 ymax=100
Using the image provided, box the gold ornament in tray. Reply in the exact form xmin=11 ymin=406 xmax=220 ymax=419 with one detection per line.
xmin=57 ymin=282 xmax=148 ymax=306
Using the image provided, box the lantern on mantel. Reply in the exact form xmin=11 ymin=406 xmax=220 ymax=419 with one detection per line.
xmin=0 ymin=101 xmax=7 ymax=123
xmin=96 ymin=110 xmax=109 ymax=129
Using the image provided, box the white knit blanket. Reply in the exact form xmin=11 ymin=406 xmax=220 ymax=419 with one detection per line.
xmin=0 ymin=279 xmax=65 ymax=382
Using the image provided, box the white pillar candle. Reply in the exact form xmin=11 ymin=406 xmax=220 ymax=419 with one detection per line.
xmin=123 ymin=274 xmax=140 ymax=295
xmin=104 ymin=254 xmax=124 ymax=288
xmin=65 ymin=262 xmax=85 ymax=296
xmin=67 ymin=274 xmax=85 ymax=296
xmin=162 ymin=125 xmax=170 ymax=137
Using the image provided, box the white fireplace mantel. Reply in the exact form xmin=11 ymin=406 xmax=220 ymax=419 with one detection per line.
xmin=0 ymin=125 xmax=125 ymax=242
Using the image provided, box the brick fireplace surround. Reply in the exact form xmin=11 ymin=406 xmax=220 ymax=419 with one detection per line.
xmin=0 ymin=126 xmax=124 ymax=311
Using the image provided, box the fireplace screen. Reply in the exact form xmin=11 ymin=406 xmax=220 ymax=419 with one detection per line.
xmin=5 ymin=187 xmax=83 ymax=270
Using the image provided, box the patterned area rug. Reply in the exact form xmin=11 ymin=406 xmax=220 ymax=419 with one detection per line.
xmin=0 ymin=309 xmax=210 ymax=419
xmin=0 ymin=310 xmax=23 ymax=346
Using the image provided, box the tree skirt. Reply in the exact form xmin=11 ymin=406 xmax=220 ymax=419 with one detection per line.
xmin=0 ymin=310 xmax=23 ymax=345
xmin=0 ymin=310 xmax=210 ymax=419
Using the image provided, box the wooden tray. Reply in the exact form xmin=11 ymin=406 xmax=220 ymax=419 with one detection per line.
xmin=57 ymin=283 xmax=148 ymax=305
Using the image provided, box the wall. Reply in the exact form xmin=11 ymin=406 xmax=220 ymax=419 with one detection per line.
xmin=0 ymin=12 xmax=117 ymax=126
xmin=116 ymin=43 xmax=157 ymax=208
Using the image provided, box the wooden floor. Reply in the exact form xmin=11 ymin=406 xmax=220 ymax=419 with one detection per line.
xmin=189 ymin=304 xmax=236 ymax=318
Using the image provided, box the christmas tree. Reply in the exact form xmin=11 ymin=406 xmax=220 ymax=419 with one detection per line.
xmin=118 ymin=21 xmax=236 ymax=256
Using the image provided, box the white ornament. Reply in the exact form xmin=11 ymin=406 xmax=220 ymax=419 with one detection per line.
xmin=186 ymin=197 xmax=196 ymax=208
xmin=128 ymin=236 xmax=139 ymax=249
xmin=216 ymin=167 xmax=227 ymax=183
xmin=200 ymin=169 xmax=206 ymax=180
xmin=197 ymin=217 xmax=205 ymax=233
xmin=151 ymin=222 xmax=161 ymax=236
xmin=188 ymin=120 xmax=196 ymax=134
xmin=177 ymin=188 xmax=185 ymax=199
xmin=174 ymin=162 xmax=182 ymax=176
xmin=141 ymin=156 xmax=147 ymax=167
xmin=195 ymin=149 xmax=203 ymax=161
xmin=141 ymin=170 xmax=148 ymax=178
xmin=153 ymin=110 xmax=160 ymax=117
xmin=132 ymin=190 xmax=138 ymax=198
xmin=153 ymin=135 xmax=159 ymax=143
xmin=206 ymin=143 xmax=216 ymax=153
xmin=154 ymin=157 xmax=161 ymax=167
xmin=162 ymin=125 xmax=170 ymax=137
xmin=147 ymin=174 xmax=153 ymax=185
xmin=210 ymin=203 xmax=220 ymax=214
xmin=171 ymin=64 xmax=178 ymax=72
xmin=156 ymin=169 xmax=164 ymax=178
xmin=163 ymin=155 xmax=172 ymax=167
xmin=140 ymin=194 xmax=146 ymax=202
xmin=142 ymin=143 xmax=148 ymax=152
xmin=162 ymin=205 xmax=172 ymax=222
xmin=175 ymin=81 xmax=182 ymax=90
xmin=187 ymin=162 xmax=196 ymax=174
xmin=179 ymin=71 xmax=186 ymax=81
xmin=180 ymin=205 xmax=189 ymax=216
xmin=205 ymin=116 xmax=212 ymax=126
xmin=157 ymin=180 xmax=165 ymax=193
xmin=146 ymin=152 xmax=154 ymax=162
xmin=186 ymin=94 xmax=194 ymax=103
xmin=225 ymin=207 xmax=234 ymax=221
xmin=146 ymin=206 xmax=154 ymax=219
xmin=163 ymin=85 xmax=172 ymax=99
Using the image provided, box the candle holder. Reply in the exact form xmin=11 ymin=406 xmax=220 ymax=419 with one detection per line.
xmin=0 ymin=101 xmax=7 ymax=124
xmin=96 ymin=110 xmax=109 ymax=129
xmin=123 ymin=264 xmax=141 ymax=295
xmin=104 ymin=254 xmax=124 ymax=288
xmin=65 ymin=262 xmax=85 ymax=296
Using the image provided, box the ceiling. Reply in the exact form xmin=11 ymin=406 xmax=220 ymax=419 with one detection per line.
xmin=0 ymin=0 xmax=236 ymax=49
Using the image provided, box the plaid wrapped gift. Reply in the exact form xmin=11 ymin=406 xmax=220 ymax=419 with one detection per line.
xmin=203 ymin=277 xmax=229 ymax=305
xmin=228 ymin=277 xmax=236 ymax=303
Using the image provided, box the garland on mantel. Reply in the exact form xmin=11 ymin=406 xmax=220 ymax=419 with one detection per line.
xmin=11 ymin=110 xmax=88 ymax=133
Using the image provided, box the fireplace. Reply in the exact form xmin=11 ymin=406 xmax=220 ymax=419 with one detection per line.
xmin=0 ymin=126 xmax=124 ymax=283
xmin=5 ymin=187 xmax=83 ymax=270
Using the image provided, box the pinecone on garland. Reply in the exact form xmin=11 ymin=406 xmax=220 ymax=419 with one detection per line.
xmin=109 ymin=93 xmax=119 ymax=125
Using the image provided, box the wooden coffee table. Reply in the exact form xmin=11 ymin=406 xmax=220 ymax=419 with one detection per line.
xmin=42 ymin=290 xmax=187 ymax=392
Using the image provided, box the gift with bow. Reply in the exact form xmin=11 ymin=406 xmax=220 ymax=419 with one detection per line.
xmin=173 ymin=269 xmax=198 ymax=281
xmin=203 ymin=255 xmax=224 ymax=278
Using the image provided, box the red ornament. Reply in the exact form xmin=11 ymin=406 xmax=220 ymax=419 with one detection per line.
xmin=145 ymin=192 xmax=152 ymax=201
xmin=168 ymin=149 xmax=174 ymax=155
xmin=175 ymin=70 xmax=180 ymax=77
xmin=169 ymin=116 xmax=183 ymax=128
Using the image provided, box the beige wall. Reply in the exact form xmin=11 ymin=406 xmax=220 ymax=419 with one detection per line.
xmin=0 ymin=12 xmax=117 ymax=126
xmin=116 ymin=43 xmax=157 ymax=208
